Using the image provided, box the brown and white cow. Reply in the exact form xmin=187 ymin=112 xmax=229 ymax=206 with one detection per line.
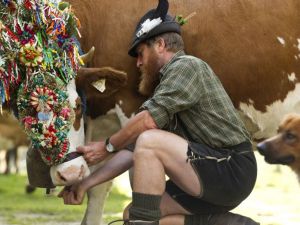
xmin=71 ymin=0 xmax=300 ymax=139
xmin=62 ymin=0 xmax=300 ymax=224
xmin=6 ymin=0 xmax=298 ymax=224
xmin=0 ymin=110 xmax=29 ymax=174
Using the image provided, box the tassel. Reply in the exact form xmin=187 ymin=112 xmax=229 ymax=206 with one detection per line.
xmin=176 ymin=12 xmax=197 ymax=26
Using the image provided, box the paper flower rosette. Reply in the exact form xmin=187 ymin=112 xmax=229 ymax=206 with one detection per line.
xmin=19 ymin=43 xmax=43 ymax=67
xmin=0 ymin=0 xmax=82 ymax=166
xmin=17 ymin=74 xmax=75 ymax=165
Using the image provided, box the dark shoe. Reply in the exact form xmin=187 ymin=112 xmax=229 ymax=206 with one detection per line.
xmin=209 ymin=212 xmax=260 ymax=225
xmin=108 ymin=219 xmax=157 ymax=225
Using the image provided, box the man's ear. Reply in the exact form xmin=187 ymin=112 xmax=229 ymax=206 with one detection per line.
xmin=75 ymin=67 xmax=127 ymax=99
xmin=156 ymin=37 xmax=166 ymax=53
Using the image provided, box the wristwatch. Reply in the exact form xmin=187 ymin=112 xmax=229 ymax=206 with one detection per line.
xmin=105 ymin=137 xmax=117 ymax=153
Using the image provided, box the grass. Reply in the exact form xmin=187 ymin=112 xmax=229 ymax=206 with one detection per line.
xmin=0 ymin=175 xmax=130 ymax=225
xmin=232 ymin=153 xmax=300 ymax=225
xmin=1 ymin=153 xmax=300 ymax=225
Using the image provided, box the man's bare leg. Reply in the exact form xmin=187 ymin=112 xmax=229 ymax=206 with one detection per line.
xmin=125 ymin=130 xmax=260 ymax=225
xmin=128 ymin=129 xmax=199 ymax=224
xmin=133 ymin=129 xmax=201 ymax=196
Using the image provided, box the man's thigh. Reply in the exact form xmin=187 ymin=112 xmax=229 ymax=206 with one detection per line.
xmin=137 ymin=129 xmax=201 ymax=196
xmin=165 ymin=141 xmax=257 ymax=214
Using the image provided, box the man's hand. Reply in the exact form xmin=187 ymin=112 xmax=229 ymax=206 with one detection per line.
xmin=76 ymin=141 xmax=109 ymax=165
xmin=58 ymin=183 xmax=86 ymax=205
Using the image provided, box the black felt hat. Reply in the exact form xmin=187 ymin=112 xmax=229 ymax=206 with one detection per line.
xmin=128 ymin=0 xmax=181 ymax=57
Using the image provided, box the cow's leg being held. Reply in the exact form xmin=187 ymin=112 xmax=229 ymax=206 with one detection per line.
xmin=81 ymin=179 xmax=113 ymax=225
xmin=82 ymin=114 xmax=122 ymax=225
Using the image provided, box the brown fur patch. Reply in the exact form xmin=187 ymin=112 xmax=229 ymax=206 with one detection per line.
xmin=73 ymin=97 xmax=83 ymax=131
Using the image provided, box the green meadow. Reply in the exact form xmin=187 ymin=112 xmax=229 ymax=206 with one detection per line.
xmin=0 ymin=174 xmax=130 ymax=225
xmin=0 ymin=153 xmax=299 ymax=225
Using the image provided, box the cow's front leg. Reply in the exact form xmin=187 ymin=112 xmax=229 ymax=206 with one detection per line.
xmin=81 ymin=179 xmax=113 ymax=225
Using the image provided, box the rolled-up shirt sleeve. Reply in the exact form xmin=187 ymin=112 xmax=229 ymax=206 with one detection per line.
xmin=140 ymin=58 xmax=203 ymax=129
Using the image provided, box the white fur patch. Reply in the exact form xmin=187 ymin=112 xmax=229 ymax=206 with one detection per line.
xmin=288 ymin=72 xmax=297 ymax=82
xmin=66 ymin=78 xmax=85 ymax=153
xmin=239 ymin=83 xmax=300 ymax=139
xmin=277 ymin=37 xmax=285 ymax=45
xmin=67 ymin=79 xmax=78 ymax=108
xmin=68 ymin=117 xmax=85 ymax=153
xmin=114 ymin=104 xmax=135 ymax=127
xmin=50 ymin=78 xmax=87 ymax=185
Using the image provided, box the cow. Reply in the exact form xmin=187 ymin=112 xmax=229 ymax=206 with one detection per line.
xmin=0 ymin=110 xmax=29 ymax=174
xmin=65 ymin=0 xmax=300 ymax=224
xmin=0 ymin=1 xmax=128 ymax=225
xmin=70 ymin=0 xmax=300 ymax=140
xmin=1 ymin=0 xmax=300 ymax=225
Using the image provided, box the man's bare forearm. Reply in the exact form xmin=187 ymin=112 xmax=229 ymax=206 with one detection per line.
xmin=82 ymin=150 xmax=133 ymax=190
xmin=109 ymin=110 xmax=157 ymax=150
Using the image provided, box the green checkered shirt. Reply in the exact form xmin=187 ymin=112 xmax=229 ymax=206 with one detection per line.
xmin=141 ymin=50 xmax=250 ymax=148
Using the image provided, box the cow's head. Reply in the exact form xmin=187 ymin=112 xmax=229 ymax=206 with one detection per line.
xmin=0 ymin=1 xmax=127 ymax=187
xmin=48 ymin=62 xmax=127 ymax=187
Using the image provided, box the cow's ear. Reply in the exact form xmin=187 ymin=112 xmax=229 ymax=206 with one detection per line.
xmin=76 ymin=67 xmax=127 ymax=98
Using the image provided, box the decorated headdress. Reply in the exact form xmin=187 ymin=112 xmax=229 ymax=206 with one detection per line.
xmin=128 ymin=0 xmax=197 ymax=57
xmin=128 ymin=0 xmax=181 ymax=57
xmin=0 ymin=0 xmax=82 ymax=166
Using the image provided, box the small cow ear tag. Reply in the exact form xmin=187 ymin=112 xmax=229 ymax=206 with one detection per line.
xmin=92 ymin=79 xmax=106 ymax=93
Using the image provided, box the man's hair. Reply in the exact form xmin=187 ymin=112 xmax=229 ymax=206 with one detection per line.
xmin=145 ymin=32 xmax=184 ymax=53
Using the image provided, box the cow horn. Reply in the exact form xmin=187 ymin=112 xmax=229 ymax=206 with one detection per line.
xmin=80 ymin=46 xmax=95 ymax=65
xmin=153 ymin=0 xmax=169 ymax=20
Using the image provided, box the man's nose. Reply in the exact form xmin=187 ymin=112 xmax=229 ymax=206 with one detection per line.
xmin=136 ymin=58 xmax=142 ymax=68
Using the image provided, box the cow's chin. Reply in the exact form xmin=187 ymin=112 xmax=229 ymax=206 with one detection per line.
xmin=50 ymin=156 xmax=90 ymax=186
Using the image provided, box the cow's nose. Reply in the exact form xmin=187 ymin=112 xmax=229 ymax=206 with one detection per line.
xmin=56 ymin=165 xmax=85 ymax=184
xmin=256 ymin=142 xmax=266 ymax=155
xmin=50 ymin=156 xmax=90 ymax=186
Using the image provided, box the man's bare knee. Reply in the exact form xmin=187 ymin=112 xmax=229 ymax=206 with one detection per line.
xmin=133 ymin=130 xmax=163 ymax=162
xmin=135 ymin=129 xmax=162 ymax=150
xmin=133 ymin=145 xmax=157 ymax=162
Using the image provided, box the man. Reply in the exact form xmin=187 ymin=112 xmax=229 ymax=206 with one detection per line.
xmin=60 ymin=1 xmax=259 ymax=224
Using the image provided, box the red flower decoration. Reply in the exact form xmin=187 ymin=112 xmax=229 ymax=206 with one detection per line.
xmin=24 ymin=0 xmax=32 ymax=9
xmin=23 ymin=116 xmax=37 ymax=130
xmin=60 ymin=107 xmax=71 ymax=119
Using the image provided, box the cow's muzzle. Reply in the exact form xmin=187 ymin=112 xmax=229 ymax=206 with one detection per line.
xmin=50 ymin=152 xmax=90 ymax=186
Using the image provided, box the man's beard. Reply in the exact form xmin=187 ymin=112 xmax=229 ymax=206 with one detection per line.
xmin=138 ymin=53 xmax=161 ymax=97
